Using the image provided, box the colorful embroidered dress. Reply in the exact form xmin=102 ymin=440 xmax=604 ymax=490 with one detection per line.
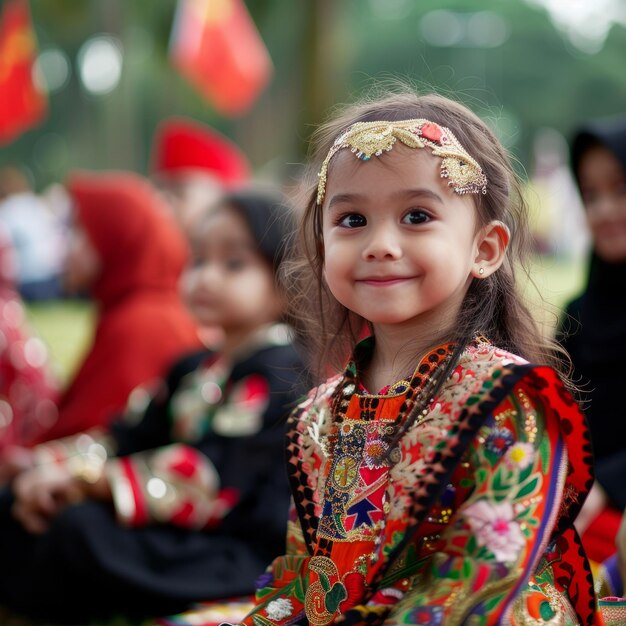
xmin=236 ymin=338 xmax=602 ymax=626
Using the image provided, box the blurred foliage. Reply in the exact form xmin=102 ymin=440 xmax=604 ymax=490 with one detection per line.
xmin=1 ymin=0 xmax=625 ymax=189
xmin=26 ymin=299 xmax=94 ymax=385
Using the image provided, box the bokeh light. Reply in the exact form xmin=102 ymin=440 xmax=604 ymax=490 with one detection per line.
xmin=419 ymin=10 xmax=509 ymax=48
xmin=35 ymin=48 xmax=71 ymax=93
xmin=77 ymin=35 xmax=124 ymax=95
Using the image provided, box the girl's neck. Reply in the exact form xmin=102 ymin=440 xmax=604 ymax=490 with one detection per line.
xmin=362 ymin=323 xmax=451 ymax=393
xmin=219 ymin=322 xmax=279 ymax=361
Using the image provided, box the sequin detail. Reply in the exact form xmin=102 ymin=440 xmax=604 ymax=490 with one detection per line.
xmin=316 ymin=119 xmax=488 ymax=205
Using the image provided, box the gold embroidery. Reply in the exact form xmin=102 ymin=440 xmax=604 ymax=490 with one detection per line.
xmin=516 ymin=388 xmax=538 ymax=443
xmin=510 ymin=587 xmax=565 ymax=626
xmin=495 ymin=407 xmax=517 ymax=425
xmin=449 ymin=572 xmax=520 ymax=625
xmin=316 ymin=119 xmax=488 ymax=205
xmin=332 ymin=455 xmax=359 ymax=490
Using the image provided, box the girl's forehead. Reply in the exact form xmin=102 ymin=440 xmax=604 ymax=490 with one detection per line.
xmin=324 ymin=145 xmax=447 ymax=196
xmin=316 ymin=119 xmax=487 ymax=206
xmin=193 ymin=207 xmax=253 ymax=247
xmin=199 ymin=204 xmax=246 ymax=230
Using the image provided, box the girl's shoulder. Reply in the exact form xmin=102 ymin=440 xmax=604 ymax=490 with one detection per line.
xmin=453 ymin=341 xmax=582 ymax=444
xmin=461 ymin=338 xmax=529 ymax=369
xmin=459 ymin=339 xmax=575 ymax=399
xmin=164 ymin=348 xmax=215 ymax=387
xmin=455 ymin=339 xmax=570 ymax=405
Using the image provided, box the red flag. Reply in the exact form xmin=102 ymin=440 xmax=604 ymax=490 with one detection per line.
xmin=169 ymin=0 xmax=272 ymax=116
xmin=0 ymin=0 xmax=47 ymax=145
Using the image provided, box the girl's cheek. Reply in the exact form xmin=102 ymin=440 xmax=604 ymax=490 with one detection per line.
xmin=179 ymin=270 xmax=199 ymax=299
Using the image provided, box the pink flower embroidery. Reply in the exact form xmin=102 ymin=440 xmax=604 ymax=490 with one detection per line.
xmin=464 ymin=499 xmax=525 ymax=562
xmin=503 ymin=442 xmax=535 ymax=470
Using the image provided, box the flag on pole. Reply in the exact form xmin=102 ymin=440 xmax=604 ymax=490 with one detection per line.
xmin=169 ymin=0 xmax=273 ymax=116
xmin=0 ymin=0 xmax=47 ymax=145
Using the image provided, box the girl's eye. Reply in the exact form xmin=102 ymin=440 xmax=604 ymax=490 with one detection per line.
xmin=402 ymin=210 xmax=430 ymax=225
xmin=338 ymin=213 xmax=367 ymax=228
xmin=225 ymin=258 xmax=246 ymax=271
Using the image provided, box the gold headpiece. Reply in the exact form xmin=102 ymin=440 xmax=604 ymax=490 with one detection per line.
xmin=316 ymin=119 xmax=487 ymax=205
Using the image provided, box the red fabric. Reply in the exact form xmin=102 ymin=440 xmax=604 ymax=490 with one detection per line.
xmin=0 ymin=227 xmax=58 ymax=450
xmin=170 ymin=500 xmax=195 ymax=527
xmin=170 ymin=446 xmax=201 ymax=479
xmin=37 ymin=171 xmax=200 ymax=442
xmin=151 ymin=117 xmax=250 ymax=185
xmin=120 ymin=456 xmax=148 ymax=526
xmin=169 ymin=0 xmax=272 ymax=116
xmin=581 ymin=506 xmax=623 ymax=564
xmin=0 ymin=0 xmax=46 ymax=145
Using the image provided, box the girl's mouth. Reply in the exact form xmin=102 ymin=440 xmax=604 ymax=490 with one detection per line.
xmin=358 ymin=276 xmax=414 ymax=286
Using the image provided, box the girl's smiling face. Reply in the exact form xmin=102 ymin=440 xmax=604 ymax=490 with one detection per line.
xmin=181 ymin=206 xmax=283 ymax=333
xmin=321 ymin=145 xmax=485 ymax=338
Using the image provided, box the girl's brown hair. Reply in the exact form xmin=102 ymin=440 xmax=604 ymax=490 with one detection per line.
xmin=283 ymin=88 xmax=567 ymax=382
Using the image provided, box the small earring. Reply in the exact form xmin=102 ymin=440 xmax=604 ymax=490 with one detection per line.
xmin=478 ymin=267 xmax=485 ymax=276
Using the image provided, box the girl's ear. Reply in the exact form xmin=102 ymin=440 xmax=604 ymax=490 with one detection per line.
xmin=471 ymin=221 xmax=510 ymax=279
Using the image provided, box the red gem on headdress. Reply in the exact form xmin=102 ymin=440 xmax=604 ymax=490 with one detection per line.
xmin=420 ymin=122 xmax=443 ymax=144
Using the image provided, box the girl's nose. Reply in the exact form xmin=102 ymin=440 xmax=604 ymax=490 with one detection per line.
xmin=362 ymin=224 xmax=402 ymax=260
xmin=588 ymin=193 xmax=623 ymax=222
xmin=194 ymin=262 xmax=220 ymax=286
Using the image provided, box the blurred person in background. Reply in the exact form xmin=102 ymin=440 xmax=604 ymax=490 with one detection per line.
xmin=0 ymin=166 xmax=66 ymax=301
xmin=0 ymin=225 xmax=59 ymax=452
xmin=150 ymin=116 xmax=250 ymax=236
xmin=0 ymin=170 xmax=201 ymax=474
xmin=150 ymin=117 xmax=252 ymax=350
xmin=0 ymin=187 xmax=305 ymax=625
xmin=558 ymin=116 xmax=626 ymax=566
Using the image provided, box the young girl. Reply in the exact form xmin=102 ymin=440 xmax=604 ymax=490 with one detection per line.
xmin=558 ymin=117 xmax=626 ymax=566
xmin=218 ymin=91 xmax=603 ymax=626
xmin=0 ymin=188 xmax=305 ymax=624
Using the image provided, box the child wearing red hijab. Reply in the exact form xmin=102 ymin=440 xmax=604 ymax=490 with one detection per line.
xmin=39 ymin=171 xmax=201 ymax=442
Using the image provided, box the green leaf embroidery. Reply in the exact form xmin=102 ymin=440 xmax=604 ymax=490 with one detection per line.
xmin=325 ymin=583 xmax=347 ymax=613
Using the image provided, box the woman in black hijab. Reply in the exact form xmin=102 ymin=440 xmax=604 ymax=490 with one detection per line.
xmin=559 ymin=115 xmax=626 ymax=564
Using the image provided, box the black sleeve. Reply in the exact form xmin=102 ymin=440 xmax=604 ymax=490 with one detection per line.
xmin=195 ymin=343 xmax=308 ymax=548
xmin=556 ymin=298 xmax=582 ymax=350
xmin=596 ymin=452 xmax=626 ymax=510
xmin=111 ymin=349 xmax=212 ymax=456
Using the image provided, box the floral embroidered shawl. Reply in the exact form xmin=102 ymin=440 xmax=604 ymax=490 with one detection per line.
xmin=241 ymin=338 xmax=602 ymax=626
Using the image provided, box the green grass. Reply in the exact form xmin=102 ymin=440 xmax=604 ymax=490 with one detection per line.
xmin=524 ymin=253 xmax=586 ymax=332
xmin=24 ymin=299 xmax=95 ymax=385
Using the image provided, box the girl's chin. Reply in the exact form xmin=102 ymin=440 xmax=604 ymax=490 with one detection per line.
xmin=188 ymin=308 xmax=220 ymax=327
xmin=197 ymin=326 xmax=225 ymax=348
xmin=363 ymin=312 xmax=416 ymax=325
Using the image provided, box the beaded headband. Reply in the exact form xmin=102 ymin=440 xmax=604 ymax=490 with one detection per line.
xmin=316 ymin=119 xmax=488 ymax=205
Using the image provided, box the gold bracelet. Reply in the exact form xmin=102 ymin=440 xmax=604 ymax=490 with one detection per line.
xmin=67 ymin=444 xmax=108 ymax=484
